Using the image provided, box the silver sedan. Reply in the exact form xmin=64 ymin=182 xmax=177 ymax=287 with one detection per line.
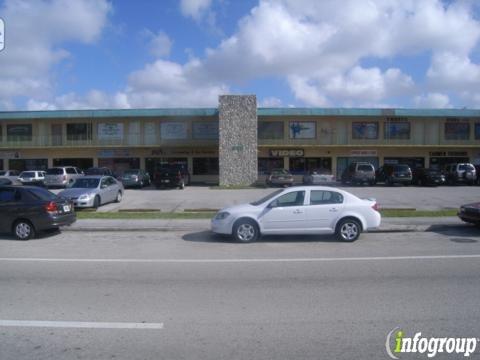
xmin=58 ymin=176 xmax=124 ymax=208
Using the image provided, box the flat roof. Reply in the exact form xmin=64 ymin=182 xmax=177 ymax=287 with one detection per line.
xmin=0 ymin=107 xmax=480 ymax=120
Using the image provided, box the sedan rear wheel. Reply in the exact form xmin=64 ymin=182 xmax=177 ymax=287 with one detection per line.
xmin=13 ymin=220 xmax=35 ymax=241
xmin=233 ymin=219 xmax=259 ymax=243
xmin=336 ymin=219 xmax=361 ymax=242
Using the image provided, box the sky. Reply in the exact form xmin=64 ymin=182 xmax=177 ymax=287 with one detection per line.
xmin=1 ymin=0 xmax=480 ymax=111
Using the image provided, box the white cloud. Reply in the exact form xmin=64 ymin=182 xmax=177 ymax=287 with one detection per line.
xmin=414 ymin=93 xmax=452 ymax=108
xmin=180 ymin=0 xmax=212 ymax=21
xmin=427 ymin=52 xmax=480 ymax=91
xmin=260 ymin=96 xmax=283 ymax=107
xmin=144 ymin=30 xmax=173 ymax=58
xmin=0 ymin=0 xmax=111 ymax=103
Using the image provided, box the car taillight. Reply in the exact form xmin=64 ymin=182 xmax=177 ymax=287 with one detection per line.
xmin=372 ymin=202 xmax=379 ymax=211
xmin=44 ymin=201 xmax=58 ymax=213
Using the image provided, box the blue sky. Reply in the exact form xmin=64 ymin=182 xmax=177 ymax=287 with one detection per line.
xmin=1 ymin=0 xmax=480 ymax=110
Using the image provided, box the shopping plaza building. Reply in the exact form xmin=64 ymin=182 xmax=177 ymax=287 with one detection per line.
xmin=0 ymin=95 xmax=479 ymax=185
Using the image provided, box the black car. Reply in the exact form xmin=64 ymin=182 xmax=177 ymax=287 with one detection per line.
xmin=0 ymin=186 xmax=76 ymax=240
xmin=153 ymin=164 xmax=190 ymax=189
xmin=376 ymin=164 xmax=412 ymax=185
xmin=458 ymin=202 xmax=480 ymax=226
xmin=411 ymin=168 xmax=446 ymax=186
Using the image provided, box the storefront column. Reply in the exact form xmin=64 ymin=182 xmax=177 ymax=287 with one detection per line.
xmin=331 ymin=156 xmax=337 ymax=177
xmin=93 ymin=157 xmax=99 ymax=167
xmin=187 ymin=157 xmax=193 ymax=176
xmin=48 ymin=158 xmax=53 ymax=168
xmin=283 ymin=157 xmax=289 ymax=170
xmin=140 ymin=157 xmax=146 ymax=171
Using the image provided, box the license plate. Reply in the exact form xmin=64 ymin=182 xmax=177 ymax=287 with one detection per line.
xmin=162 ymin=179 xmax=170 ymax=183
xmin=63 ymin=205 xmax=71 ymax=212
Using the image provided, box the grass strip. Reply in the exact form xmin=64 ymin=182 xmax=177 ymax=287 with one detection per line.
xmin=76 ymin=209 xmax=458 ymax=220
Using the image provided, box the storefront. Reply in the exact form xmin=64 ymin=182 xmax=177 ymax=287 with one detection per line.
xmin=53 ymin=158 xmax=93 ymax=169
xmin=383 ymin=157 xmax=425 ymax=169
xmin=98 ymin=158 xmax=140 ymax=176
xmin=429 ymin=151 xmax=470 ymax=170
xmin=9 ymin=158 xmax=48 ymax=172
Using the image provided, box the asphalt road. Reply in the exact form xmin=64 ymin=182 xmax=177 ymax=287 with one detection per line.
xmin=0 ymin=227 xmax=479 ymax=359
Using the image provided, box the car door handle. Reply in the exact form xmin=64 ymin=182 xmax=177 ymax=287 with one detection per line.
xmin=329 ymin=208 xmax=338 ymax=212
xmin=293 ymin=209 xmax=303 ymax=214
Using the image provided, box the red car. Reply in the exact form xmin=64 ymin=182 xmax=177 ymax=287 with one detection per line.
xmin=458 ymin=202 xmax=480 ymax=226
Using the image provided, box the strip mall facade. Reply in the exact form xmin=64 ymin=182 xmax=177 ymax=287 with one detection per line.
xmin=0 ymin=95 xmax=479 ymax=185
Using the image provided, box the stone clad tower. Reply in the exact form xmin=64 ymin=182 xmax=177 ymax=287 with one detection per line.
xmin=218 ymin=95 xmax=258 ymax=186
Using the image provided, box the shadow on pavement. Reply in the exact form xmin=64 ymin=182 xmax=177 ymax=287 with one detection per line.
xmin=182 ymin=230 xmax=345 ymax=244
xmin=427 ymin=223 xmax=480 ymax=243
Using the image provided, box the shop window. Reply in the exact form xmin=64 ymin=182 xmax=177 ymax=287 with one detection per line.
xmin=383 ymin=157 xmax=425 ymax=169
xmin=98 ymin=158 xmax=140 ymax=176
xmin=352 ymin=122 xmax=378 ymax=139
xmin=475 ymin=123 xmax=480 ymax=140
xmin=444 ymin=121 xmax=470 ymax=140
xmin=8 ymin=159 xmax=48 ymax=172
xmin=7 ymin=124 xmax=32 ymax=142
xmin=289 ymin=157 xmax=332 ymax=175
xmin=258 ymin=158 xmax=283 ymax=174
xmin=53 ymin=158 xmax=93 ymax=170
xmin=258 ymin=122 xmax=284 ymax=140
xmin=193 ymin=158 xmax=219 ymax=175
xmin=0 ymin=125 xmax=2 ymax=142
xmin=384 ymin=121 xmax=410 ymax=140
xmin=289 ymin=121 xmax=316 ymax=139
xmin=66 ymin=123 xmax=92 ymax=141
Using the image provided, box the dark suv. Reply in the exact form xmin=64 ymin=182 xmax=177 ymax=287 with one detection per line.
xmin=412 ymin=168 xmax=446 ymax=186
xmin=376 ymin=164 xmax=412 ymax=185
xmin=341 ymin=162 xmax=376 ymax=185
xmin=444 ymin=163 xmax=477 ymax=185
xmin=154 ymin=164 xmax=190 ymax=189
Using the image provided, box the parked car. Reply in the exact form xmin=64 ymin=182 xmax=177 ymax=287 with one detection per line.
xmin=18 ymin=170 xmax=46 ymax=186
xmin=0 ymin=185 xmax=75 ymax=240
xmin=375 ymin=164 xmax=412 ymax=186
xmin=302 ymin=169 xmax=335 ymax=185
xmin=84 ymin=167 xmax=114 ymax=176
xmin=154 ymin=164 xmax=190 ymax=189
xmin=475 ymin=165 xmax=480 ymax=185
xmin=58 ymin=176 xmax=124 ymax=208
xmin=211 ymin=186 xmax=381 ymax=242
xmin=411 ymin=168 xmax=445 ymax=186
xmin=121 ymin=169 xmax=151 ymax=188
xmin=444 ymin=163 xmax=477 ymax=185
xmin=0 ymin=178 xmax=12 ymax=186
xmin=341 ymin=162 xmax=376 ymax=185
xmin=44 ymin=166 xmax=84 ymax=188
xmin=458 ymin=202 xmax=480 ymax=226
xmin=0 ymin=170 xmax=21 ymax=185
xmin=266 ymin=168 xmax=294 ymax=187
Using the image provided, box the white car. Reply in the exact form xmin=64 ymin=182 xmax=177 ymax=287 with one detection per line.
xmin=18 ymin=170 xmax=46 ymax=185
xmin=211 ymin=186 xmax=381 ymax=242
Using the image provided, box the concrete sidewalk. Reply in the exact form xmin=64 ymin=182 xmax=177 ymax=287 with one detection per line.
xmin=63 ymin=217 xmax=467 ymax=233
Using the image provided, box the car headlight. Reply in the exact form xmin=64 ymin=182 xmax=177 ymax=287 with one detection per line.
xmin=215 ymin=211 xmax=230 ymax=220
xmin=78 ymin=193 xmax=94 ymax=200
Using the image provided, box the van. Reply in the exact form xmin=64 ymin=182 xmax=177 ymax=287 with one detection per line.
xmin=341 ymin=162 xmax=376 ymax=185
xmin=44 ymin=167 xmax=84 ymax=188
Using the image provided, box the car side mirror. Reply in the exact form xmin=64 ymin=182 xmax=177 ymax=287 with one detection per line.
xmin=268 ymin=201 xmax=277 ymax=208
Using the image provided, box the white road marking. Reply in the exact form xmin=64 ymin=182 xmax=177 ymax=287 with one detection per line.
xmin=0 ymin=254 xmax=479 ymax=263
xmin=0 ymin=320 xmax=164 ymax=329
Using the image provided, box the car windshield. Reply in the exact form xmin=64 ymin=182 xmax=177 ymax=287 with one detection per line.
xmin=20 ymin=171 xmax=36 ymax=177
xmin=46 ymin=168 xmax=63 ymax=175
xmin=28 ymin=188 xmax=58 ymax=201
xmin=71 ymin=178 xmax=100 ymax=188
xmin=123 ymin=170 xmax=139 ymax=175
xmin=271 ymin=169 xmax=288 ymax=175
xmin=459 ymin=164 xmax=475 ymax=171
xmin=250 ymin=189 xmax=283 ymax=206
xmin=394 ymin=165 xmax=410 ymax=171
xmin=358 ymin=165 xmax=373 ymax=171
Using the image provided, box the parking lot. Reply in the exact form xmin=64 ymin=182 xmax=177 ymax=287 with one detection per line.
xmin=54 ymin=184 xmax=480 ymax=212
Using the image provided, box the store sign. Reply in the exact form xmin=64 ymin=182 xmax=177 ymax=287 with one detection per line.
xmin=350 ymin=150 xmax=377 ymax=156
xmin=98 ymin=123 xmax=124 ymax=140
xmin=97 ymin=149 xmax=131 ymax=158
xmin=0 ymin=151 xmax=19 ymax=159
xmin=269 ymin=149 xmax=304 ymax=157
xmin=192 ymin=122 xmax=218 ymax=139
xmin=429 ymin=151 xmax=468 ymax=157
xmin=161 ymin=122 xmax=188 ymax=140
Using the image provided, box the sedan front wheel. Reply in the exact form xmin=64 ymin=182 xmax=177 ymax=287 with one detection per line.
xmin=233 ymin=219 xmax=259 ymax=243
